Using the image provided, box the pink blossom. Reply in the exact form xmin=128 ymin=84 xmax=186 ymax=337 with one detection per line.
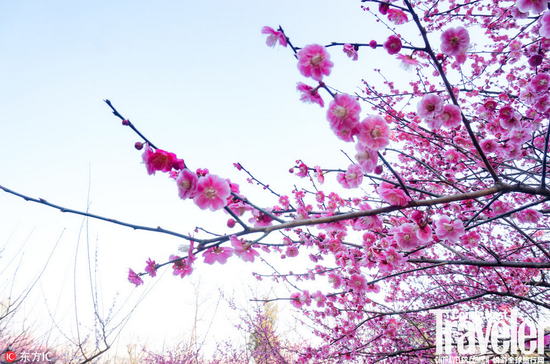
xmin=434 ymin=216 xmax=465 ymax=242
xmin=444 ymin=149 xmax=461 ymax=163
xmin=311 ymin=291 xmax=327 ymax=308
xmin=393 ymin=223 xmax=421 ymax=251
xmin=314 ymin=165 xmax=325 ymax=184
xmin=511 ymin=6 xmax=530 ymax=18
xmin=516 ymin=209 xmax=542 ymax=224
xmin=417 ymin=94 xmax=444 ymax=120
xmin=396 ymin=54 xmax=421 ymax=70
xmin=348 ymin=273 xmax=368 ymax=293
xmin=357 ymin=115 xmax=391 ymax=151
xmin=343 ymin=43 xmax=358 ymax=61
xmin=142 ymin=143 xmax=184 ymax=175
xmin=295 ymin=161 xmax=309 ymax=177
xmin=480 ymin=138 xmax=499 ymax=154
xmin=176 ymin=169 xmax=199 ymax=200
xmin=387 ymin=9 xmax=408 ymax=25
xmin=286 ymin=245 xmax=299 ymax=257
xmin=516 ymin=0 xmax=549 ymax=14
xmin=519 ymin=86 xmax=538 ymax=105
xmin=328 ymin=272 xmax=342 ymax=289
xmin=145 ymin=258 xmax=157 ymax=278
xmin=327 ymin=94 xmax=361 ymax=134
xmin=297 ymin=44 xmax=334 ymax=82
xmin=230 ymin=235 xmax=260 ymax=263
xmin=534 ymin=94 xmax=550 ymax=112
xmin=540 ymin=11 xmax=550 ymax=38
xmin=378 ymin=181 xmax=411 ymax=206
xmin=438 ymin=104 xmax=462 ymax=128
xmin=461 ymin=231 xmax=480 ymax=249
xmin=290 ymin=292 xmax=303 ymax=308
xmin=503 ymin=142 xmax=523 ymax=160
xmin=378 ymin=247 xmax=405 ymax=273
xmin=336 ymin=164 xmax=363 ymax=189
xmin=202 ymin=245 xmax=234 ymax=265
xmin=416 ymin=224 xmax=433 ymax=243
xmin=509 ymin=127 xmax=532 ymax=145
xmin=353 ymin=202 xmax=383 ymax=231
xmin=128 ymin=269 xmax=144 ymax=287
xmin=296 ymin=82 xmax=324 ymax=107
xmin=261 ymin=26 xmax=287 ymax=47
xmin=354 ymin=142 xmax=378 ymax=173
xmin=170 ymin=248 xmax=195 ymax=278
xmin=249 ymin=209 xmax=274 ymax=227
xmin=383 ymin=35 xmax=402 ymax=55
xmin=530 ymin=74 xmax=550 ymax=92
xmin=193 ymin=174 xmax=231 ymax=211
xmin=440 ymin=27 xmax=470 ymax=57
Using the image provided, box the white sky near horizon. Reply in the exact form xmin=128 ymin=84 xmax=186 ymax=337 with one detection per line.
xmin=0 ymin=0 xmax=437 ymax=359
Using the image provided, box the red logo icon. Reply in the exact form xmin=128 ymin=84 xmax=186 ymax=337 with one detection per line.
xmin=5 ymin=351 xmax=16 ymax=363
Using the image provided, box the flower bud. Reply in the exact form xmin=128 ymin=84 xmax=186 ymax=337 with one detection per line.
xmin=227 ymin=219 xmax=236 ymax=228
xmin=135 ymin=142 xmax=144 ymax=150
xmin=374 ymin=165 xmax=383 ymax=174
xmin=122 ymin=119 xmax=129 ymax=126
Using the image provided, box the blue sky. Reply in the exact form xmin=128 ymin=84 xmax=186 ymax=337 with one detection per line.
xmin=0 ymin=0 xmax=397 ymax=358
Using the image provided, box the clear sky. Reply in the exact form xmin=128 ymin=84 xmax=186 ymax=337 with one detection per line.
xmin=0 ymin=0 xmax=397 ymax=359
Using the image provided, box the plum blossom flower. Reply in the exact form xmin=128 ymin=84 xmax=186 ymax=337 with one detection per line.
xmin=348 ymin=273 xmax=368 ymax=293
xmin=286 ymin=245 xmax=299 ymax=257
xmin=440 ymin=27 xmax=470 ymax=57
xmin=296 ymin=82 xmax=324 ymax=107
xmin=327 ymin=94 xmax=361 ymax=134
xmin=378 ymin=181 xmax=411 ymax=206
xmin=383 ymin=35 xmax=402 ymax=55
xmin=354 ymin=142 xmax=378 ymax=173
xmin=142 ymin=143 xmax=184 ymax=175
xmin=170 ymin=247 xmax=196 ymax=278
xmin=530 ymin=74 xmax=550 ymax=92
xmin=193 ymin=174 xmax=231 ymax=211
xmin=396 ymin=54 xmax=421 ymax=70
xmin=290 ymin=292 xmax=303 ymax=308
xmin=336 ymin=164 xmax=363 ymax=189
xmin=416 ymin=224 xmax=433 ymax=243
xmin=516 ymin=209 xmax=542 ymax=224
xmin=328 ymin=272 xmax=342 ymax=289
xmin=515 ymin=0 xmax=550 ymax=14
xmin=353 ymin=202 xmax=383 ymax=231
xmin=461 ymin=231 xmax=480 ymax=249
xmin=387 ymin=8 xmax=408 ymax=24
xmin=434 ymin=216 xmax=465 ymax=242
xmin=261 ymin=26 xmax=287 ymax=47
xmin=297 ymin=44 xmax=334 ymax=81
xmin=480 ymin=138 xmax=500 ymax=154
xmin=540 ymin=12 xmax=550 ymax=38
xmin=176 ymin=169 xmax=199 ymax=200
xmin=290 ymin=291 xmax=311 ymax=308
xmin=438 ymin=104 xmax=462 ymax=128
xmin=128 ymin=269 xmax=144 ymax=287
xmin=145 ymin=258 xmax=157 ymax=278
xmin=230 ymin=235 xmax=260 ymax=263
xmin=417 ymin=94 xmax=444 ymax=120
xmin=393 ymin=223 xmax=421 ymax=251
xmin=357 ymin=115 xmax=391 ymax=151
xmin=378 ymin=247 xmax=405 ymax=273
xmin=311 ymin=291 xmax=327 ymax=307
xmin=534 ymin=95 xmax=550 ymax=112
xmin=520 ymin=86 xmax=538 ymax=105
xmin=343 ymin=43 xmax=358 ymax=60
xmin=203 ymin=245 xmax=234 ymax=265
